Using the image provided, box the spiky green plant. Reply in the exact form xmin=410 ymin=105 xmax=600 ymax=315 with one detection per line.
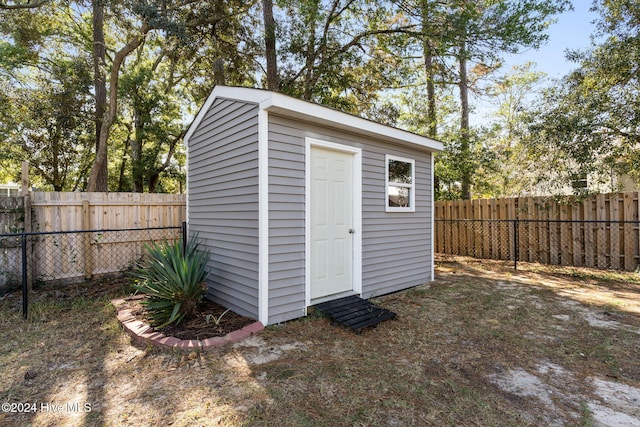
xmin=132 ymin=237 xmax=210 ymax=327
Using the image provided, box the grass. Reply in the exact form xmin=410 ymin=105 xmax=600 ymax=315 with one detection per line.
xmin=1 ymin=259 xmax=639 ymax=426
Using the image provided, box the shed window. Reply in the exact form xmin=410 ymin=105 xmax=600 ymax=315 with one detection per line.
xmin=385 ymin=155 xmax=415 ymax=212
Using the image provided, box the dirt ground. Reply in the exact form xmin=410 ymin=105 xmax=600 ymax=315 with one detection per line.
xmin=1 ymin=257 xmax=639 ymax=426
xmin=120 ymin=295 xmax=256 ymax=340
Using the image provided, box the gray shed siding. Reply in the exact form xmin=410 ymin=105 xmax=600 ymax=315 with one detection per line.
xmin=267 ymin=125 xmax=307 ymax=324
xmin=267 ymin=114 xmax=433 ymax=323
xmin=187 ymin=98 xmax=260 ymax=319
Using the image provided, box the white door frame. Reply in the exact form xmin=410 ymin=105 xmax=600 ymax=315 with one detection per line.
xmin=305 ymin=138 xmax=362 ymax=311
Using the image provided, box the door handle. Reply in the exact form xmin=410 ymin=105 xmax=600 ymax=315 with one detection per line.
xmin=348 ymin=228 xmax=355 ymax=234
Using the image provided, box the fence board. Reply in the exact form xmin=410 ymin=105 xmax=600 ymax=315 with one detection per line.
xmin=584 ymin=196 xmax=595 ymax=267
xmin=623 ymin=193 xmax=635 ymax=270
xmin=506 ymin=200 xmax=513 ymax=260
xmin=0 ymin=197 xmax=24 ymax=290
xmin=472 ymin=199 xmax=481 ymax=257
xmin=434 ymin=191 xmax=640 ymax=271
xmin=572 ymin=203 xmax=583 ymax=267
xmin=460 ymin=200 xmax=468 ymax=256
xmin=467 ymin=200 xmax=475 ymax=256
xmin=524 ymin=197 xmax=534 ymax=262
xmin=547 ymin=202 xmax=558 ymax=264
xmin=497 ymin=200 xmax=506 ymax=259
xmin=0 ymin=197 xmax=23 ymax=233
xmin=31 ymin=192 xmax=185 ymax=231
xmin=559 ymin=204 xmax=570 ymax=265
xmin=530 ymin=197 xmax=537 ymax=261
xmin=435 ymin=203 xmax=443 ymax=253
xmin=443 ymin=201 xmax=451 ymax=254
xmin=538 ymin=200 xmax=549 ymax=264
xmin=478 ymin=199 xmax=487 ymax=258
xmin=24 ymin=192 xmax=185 ymax=284
xmin=610 ymin=194 xmax=620 ymax=269
xmin=596 ymin=194 xmax=608 ymax=268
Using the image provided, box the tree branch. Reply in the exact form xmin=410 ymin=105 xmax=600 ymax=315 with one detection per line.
xmin=87 ymin=22 xmax=152 ymax=191
xmin=156 ymin=129 xmax=185 ymax=174
xmin=0 ymin=0 xmax=48 ymax=10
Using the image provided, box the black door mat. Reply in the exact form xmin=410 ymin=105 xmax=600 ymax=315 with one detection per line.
xmin=314 ymin=295 xmax=397 ymax=333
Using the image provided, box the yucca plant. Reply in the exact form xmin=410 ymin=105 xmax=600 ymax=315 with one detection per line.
xmin=132 ymin=236 xmax=211 ymax=327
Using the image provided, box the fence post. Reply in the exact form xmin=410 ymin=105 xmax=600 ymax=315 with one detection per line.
xmin=21 ymin=233 xmax=28 ymax=319
xmin=82 ymin=200 xmax=92 ymax=280
xmin=21 ymin=162 xmax=33 ymax=291
xmin=182 ymin=221 xmax=187 ymax=257
xmin=513 ymin=219 xmax=519 ymax=270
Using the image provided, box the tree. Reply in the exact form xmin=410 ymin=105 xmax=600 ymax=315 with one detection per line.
xmin=480 ymin=62 xmax=546 ymax=197
xmin=117 ymin=45 xmax=186 ymax=193
xmin=85 ymin=0 xmax=256 ymax=191
xmin=86 ymin=19 xmax=152 ymax=191
xmin=262 ymin=0 xmax=278 ymax=90
xmin=390 ymin=0 xmax=453 ymax=138
xmin=0 ymin=1 xmax=48 ymax=10
xmin=448 ymin=0 xmax=570 ymax=199
xmin=1 ymin=0 xmax=259 ymax=192
xmin=525 ymin=0 xmax=640 ymax=194
xmin=0 ymin=2 xmax=95 ymax=190
xmin=91 ymin=0 xmax=108 ymax=190
xmin=273 ymin=0 xmax=415 ymax=114
xmin=389 ymin=0 xmax=569 ymax=199
xmin=2 ymin=59 xmax=94 ymax=190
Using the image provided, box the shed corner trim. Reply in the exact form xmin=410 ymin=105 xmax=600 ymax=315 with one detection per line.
xmin=258 ymin=108 xmax=270 ymax=325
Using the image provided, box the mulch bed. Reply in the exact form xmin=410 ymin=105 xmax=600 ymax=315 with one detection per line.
xmin=126 ymin=297 xmax=256 ymax=340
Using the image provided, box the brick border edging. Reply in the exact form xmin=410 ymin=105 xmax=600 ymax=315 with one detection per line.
xmin=111 ymin=298 xmax=264 ymax=351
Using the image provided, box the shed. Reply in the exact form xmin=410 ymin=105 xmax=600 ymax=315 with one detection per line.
xmin=184 ymin=86 xmax=443 ymax=325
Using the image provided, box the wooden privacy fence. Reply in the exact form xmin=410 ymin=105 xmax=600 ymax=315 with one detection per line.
xmin=0 ymin=197 xmax=24 ymax=288
xmin=0 ymin=196 xmax=24 ymax=233
xmin=30 ymin=192 xmax=186 ymax=283
xmin=435 ymin=192 xmax=640 ymax=271
xmin=0 ymin=192 xmax=186 ymax=291
xmin=30 ymin=191 xmax=186 ymax=232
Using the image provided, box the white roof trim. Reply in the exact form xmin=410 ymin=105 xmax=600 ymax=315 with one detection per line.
xmin=183 ymin=85 xmax=443 ymax=152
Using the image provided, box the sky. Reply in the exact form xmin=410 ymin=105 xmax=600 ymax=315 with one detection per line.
xmin=505 ymin=2 xmax=598 ymax=79
xmin=472 ymin=1 xmax=600 ymax=124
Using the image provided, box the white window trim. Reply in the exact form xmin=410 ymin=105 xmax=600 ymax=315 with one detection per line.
xmin=385 ymin=154 xmax=415 ymax=212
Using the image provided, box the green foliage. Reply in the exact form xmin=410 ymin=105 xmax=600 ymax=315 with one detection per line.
xmin=477 ymin=62 xmax=547 ymax=197
xmin=435 ymin=126 xmax=497 ymax=200
xmin=275 ymin=0 xmax=414 ymax=114
xmin=0 ymin=2 xmax=95 ymax=190
xmin=523 ymin=0 xmax=640 ymax=194
xmin=132 ymin=237 xmax=211 ymax=327
xmin=0 ymin=0 xmax=254 ymax=192
xmin=0 ymin=0 xmax=578 ymax=197
xmin=0 ymin=58 xmax=94 ymax=191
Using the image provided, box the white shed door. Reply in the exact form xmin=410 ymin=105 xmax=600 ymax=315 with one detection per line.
xmin=310 ymin=146 xmax=354 ymax=299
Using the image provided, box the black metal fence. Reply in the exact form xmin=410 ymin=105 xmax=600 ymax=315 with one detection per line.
xmin=0 ymin=223 xmax=186 ymax=318
xmin=435 ymin=219 xmax=640 ymax=272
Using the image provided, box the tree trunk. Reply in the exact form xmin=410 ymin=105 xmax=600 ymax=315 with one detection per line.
xmin=424 ymin=48 xmax=437 ymax=139
xmin=421 ymin=0 xmax=437 ymax=139
xmin=262 ymin=0 xmax=279 ymax=91
xmin=86 ymin=23 xmax=151 ymax=191
xmin=303 ymin=21 xmax=317 ymax=100
xmin=92 ymin=0 xmax=108 ymax=191
xmin=117 ymin=145 xmax=128 ymax=192
xmin=131 ymin=109 xmax=144 ymax=193
xmin=458 ymin=40 xmax=471 ymax=200
xmin=147 ymin=130 xmax=183 ymax=193
xmin=213 ymin=57 xmax=225 ymax=85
